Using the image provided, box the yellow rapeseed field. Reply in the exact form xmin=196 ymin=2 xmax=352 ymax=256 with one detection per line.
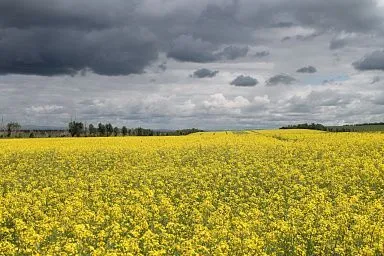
xmin=0 ymin=130 xmax=383 ymax=255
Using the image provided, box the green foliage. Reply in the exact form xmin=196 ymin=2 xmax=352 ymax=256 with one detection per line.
xmin=105 ymin=123 xmax=113 ymax=136
xmin=122 ymin=126 xmax=128 ymax=136
xmin=113 ymin=126 xmax=119 ymax=136
xmin=68 ymin=121 xmax=84 ymax=137
xmin=88 ymin=124 xmax=97 ymax=136
xmin=98 ymin=123 xmax=106 ymax=136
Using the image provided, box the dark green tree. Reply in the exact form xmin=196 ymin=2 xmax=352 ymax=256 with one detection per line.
xmin=98 ymin=123 xmax=106 ymax=136
xmin=89 ymin=124 xmax=97 ymax=136
xmin=122 ymin=126 xmax=128 ymax=136
xmin=113 ymin=126 xmax=119 ymax=136
xmin=106 ymin=123 xmax=113 ymax=136
xmin=68 ymin=121 xmax=84 ymax=137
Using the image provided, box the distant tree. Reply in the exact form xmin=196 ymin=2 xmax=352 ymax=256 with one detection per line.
xmin=6 ymin=122 xmax=21 ymax=137
xmin=122 ymin=126 xmax=128 ymax=136
xmin=68 ymin=121 xmax=84 ymax=137
xmin=98 ymin=123 xmax=106 ymax=136
xmin=89 ymin=124 xmax=97 ymax=136
xmin=280 ymin=123 xmax=327 ymax=131
xmin=136 ymin=127 xmax=143 ymax=136
xmin=113 ymin=126 xmax=119 ymax=136
xmin=106 ymin=123 xmax=113 ymax=137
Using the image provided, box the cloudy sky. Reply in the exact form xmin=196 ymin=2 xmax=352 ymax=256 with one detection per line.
xmin=1 ymin=0 xmax=384 ymax=130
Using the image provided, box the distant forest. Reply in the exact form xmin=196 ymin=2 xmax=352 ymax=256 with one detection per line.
xmin=68 ymin=121 xmax=203 ymax=137
xmin=280 ymin=123 xmax=327 ymax=131
xmin=0 ymin=121 xmax=203 ymax=138
xmin=280 ymin=122 xmax=384 ymax=132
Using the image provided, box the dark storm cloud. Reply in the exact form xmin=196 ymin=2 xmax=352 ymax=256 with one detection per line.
xmin=353 ymin=50 xmax=384 ymax=71
xmin=0 ymin=0 xmax=384 ymax=76
xmin=266 ymin=74 xmax=296 ymax=86
xmin=192 ymin=68 xmax=219 ymax=78
xmin=0 ymin=0 xmax=135 ymax=29
xmin=330 ymin=38 xmax=348 ymax=50
xmin=296 ymin=66 xmax=317 ymax=73
xmin=230 ymin=75 xmax=258 ymax=87
xmin=0 ymin=27 xmax=158 ymax=76
xmin=0 ymin=0 xmax=155 ymax=76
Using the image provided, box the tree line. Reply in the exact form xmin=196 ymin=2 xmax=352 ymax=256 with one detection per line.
xmin=280 ymin=123 xmax=328 ymax=131
xmin=280 ymin=122 xmax=384 ymax=132
xmin=68 ymin=121 xmax=202 ymax=137
xmin=0 ymin=121 xmax=202 ymax=138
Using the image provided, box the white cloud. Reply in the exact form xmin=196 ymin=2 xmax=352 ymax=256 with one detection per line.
xmin=253 ymin=95 xmax=270 ymax=105
xmin=26 ymin=105 xmax=64 ymax=114
xmin=203 ymin=93 xmax=250 ymax=110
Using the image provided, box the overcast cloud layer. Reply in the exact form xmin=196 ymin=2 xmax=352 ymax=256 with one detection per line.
xmin=1 ymin=0 xmax=384 ymax=129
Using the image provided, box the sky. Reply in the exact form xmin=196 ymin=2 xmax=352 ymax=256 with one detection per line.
xmin=1 ymin=0 xmax=384 ymax=130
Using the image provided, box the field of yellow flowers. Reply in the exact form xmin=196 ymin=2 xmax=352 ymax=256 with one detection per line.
xmin=0 ymin=130 xmax=383 ymax=255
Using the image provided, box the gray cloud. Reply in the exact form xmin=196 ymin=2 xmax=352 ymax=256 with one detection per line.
xmin=192 ymin=68 xmax=219 ymax=78
xmin=296 ymin=32 xmax=321 ymax=41
xmin=266 ymin=74 xmax=296 ymax=86
xmin=371 ymin=76 xmax=381 ymax=84
xmin=282 ymin=34 xmax=319 ymax=42
xmin=271 ymin=22 xmax=295 ymax=28
xmin=254 ymin=51 xmax=270 ymax=58
xmin=305 ymin=89 xmax=352 ymax=107
xmin=168 ymin=37 xmax=249 ymax=63
xmin=283 ymin=90 xmax=354 ymax=115
xmin=237 ymin=0 xmax=384 ymax=34
xmin=167 ymin=35 xmax=218 ymax=63
xmin=217 ymin=45 xmax=249 ymax=60
xmin=158 ymin=62 xmax=167 ymax=72
xmin=230 ymin=75 xmax=258 ymax=87
xmin=329 ymin=37 xmax=348 ymax=50
xmin=373 ymin=93 xmax=384 ymax=105
xmin=296 ymin=66 xmax=317 ymax=73
xmin=353 ymin=50 xmax=384 ymax=71
xmin=281 ymin=36 xmax=291 ymax=42
xmin=189 ymin=2 xmax=254 ymax=45
xmin=285 ymin=0 xmax=383 ymax=33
